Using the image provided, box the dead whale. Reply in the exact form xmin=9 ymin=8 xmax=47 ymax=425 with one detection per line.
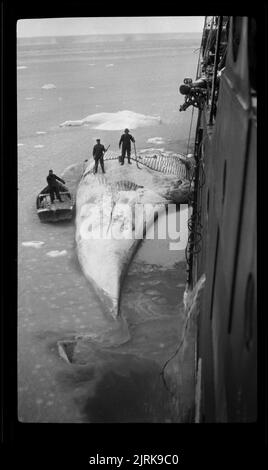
xmin=74 ymin=152 xmax=191 ymax=318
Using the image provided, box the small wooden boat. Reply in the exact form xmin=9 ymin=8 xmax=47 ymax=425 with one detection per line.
xmin=36 ymin=183 xmax=74 ymax=222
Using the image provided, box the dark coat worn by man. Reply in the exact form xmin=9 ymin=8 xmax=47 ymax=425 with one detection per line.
xmin=47 ymin=170 xmax=65 ymax=203
xmin=119 ymin=129 xmax=135 ymax=165
xmin=93 ymin=139 xmax=106 ymax=174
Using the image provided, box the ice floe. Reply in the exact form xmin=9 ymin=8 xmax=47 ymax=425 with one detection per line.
xmin=22 ymin=241 xmax=44 ymax=248
xmin=60 ymin=110 xmax=161 ymax=130
xmin=147 ymin=137 xmax=165 ymax=145
xmin=41 ymin=84 xmax=56 ymax=89
xmin=18 ymin=143 xmax=24 ymax=147
xmin=25 ymin=97 xmax=34 ymax=100
xmin=105 ymin=63 xmax=114 ymax=67
xmin=36 ymin=131 xmax=46 ymax=135
xmin=140 ymin=147 xmax=165 ymax=153
xmin=46 ymin=250 xmax=67 ymax=258
xmin=89 ymin=86 xmax=95 ymax=89
xmin=17 ymin=65 xmax=27 ymax=70
xmin=34 ymin=145 xmax=44 ymax=148
xmin=60 ymin=119 xmax=84 ymax=127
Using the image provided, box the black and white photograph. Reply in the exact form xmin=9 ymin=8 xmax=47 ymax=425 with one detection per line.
xmin=15 ymin=14 xmax=257 ymax=423
xmin=2 ymin=8 xmax=263 ymax=464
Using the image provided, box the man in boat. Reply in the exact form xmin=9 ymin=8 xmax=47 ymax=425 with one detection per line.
xmin=93 ymin=139 xmax=107 ymax=174
xmin=47 ymin=169 xmax=65 ymax=203
xmin=119 ymin=128 xmax=135 ymax=165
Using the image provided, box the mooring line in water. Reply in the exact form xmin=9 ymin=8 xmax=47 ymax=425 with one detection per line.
xmin=160 ymin=275 xmax=206 ymax=398
xmin=159 ymin=312 xmax=191 ymax=398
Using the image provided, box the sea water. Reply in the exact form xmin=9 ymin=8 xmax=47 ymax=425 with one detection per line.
xmin=17 ymin=33 xmax=200 ymax=422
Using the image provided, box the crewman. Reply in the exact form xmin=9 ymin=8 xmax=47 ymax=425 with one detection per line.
xmin=46 ymin=169 xmax=65 ymax=203
xmin=179 ymin=79 xmax=207 ymax=112
xmin=93 ymin=139 xmax=107 ymax=174
xmin=119 ymin=128 xmax=135 ymax=165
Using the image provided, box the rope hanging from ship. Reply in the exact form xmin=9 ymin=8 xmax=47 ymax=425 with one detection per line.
xmin=159 ymin=150 xmax=206 ymax=401
xmin=160 ymin=14 xmax=228 ymax=395
xmin=160 ymin=19 xmax=209 ymax=398
xmin=183 ymin=16 xmax=229 ymax=278
xmin=160 ymin=312 xmax=193 ymax=399
xmin=185 ymin=136 xmax=206 ymax=281
xmin=180 ymin=14 xmax=226 ymax=287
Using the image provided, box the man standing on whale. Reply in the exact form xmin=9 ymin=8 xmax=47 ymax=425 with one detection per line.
xmin=93 ymin=138 xmax=107 ymax=174
xmin=119 ymin=128 xmax=135 ymax=165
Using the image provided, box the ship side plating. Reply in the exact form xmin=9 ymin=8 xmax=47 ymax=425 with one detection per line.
xmin=179 ymin=17 xmax=257 ymax=422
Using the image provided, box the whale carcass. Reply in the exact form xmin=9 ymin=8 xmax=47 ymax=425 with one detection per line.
xmin=75 ymin=152 xmax=191 ymax=318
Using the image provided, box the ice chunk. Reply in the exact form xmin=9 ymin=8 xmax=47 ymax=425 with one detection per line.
xmin=34 ymin=145 xmax=44 ymax=148
xmin=105 ymin=63 xmax=114 ymax=67
xmin=17 ymin=66 xmax=27 ymax=70
xmin=41 ymin=84 xmax=56 ymax=89
xmin=46 ymin=250 xmax=67 ymax=258
xmin=22 ymin=241 xmax=44 ymax=248
xmin=140 ymin=148 xmax=165 ymax=153
xmin=60 ymin=119 xmax=84 ymax=127
xmin=60 ymin=110 xmax=161 ymax=130
xmin=147 ymin=137 xmax=165 ymax=145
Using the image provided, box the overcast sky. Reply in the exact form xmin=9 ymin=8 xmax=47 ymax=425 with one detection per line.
xmin=17 ymin=17 xmax=205 ymax=37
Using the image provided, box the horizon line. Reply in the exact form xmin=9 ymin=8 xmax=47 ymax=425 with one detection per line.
xmin=17 ymin=31 xmax=202 ymax=38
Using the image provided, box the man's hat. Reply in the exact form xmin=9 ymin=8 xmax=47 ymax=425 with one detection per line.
xmin=124 ymin=128 xmax=129 ymax=132
xmin=96 ymin=138 xmax=100 ymax=141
